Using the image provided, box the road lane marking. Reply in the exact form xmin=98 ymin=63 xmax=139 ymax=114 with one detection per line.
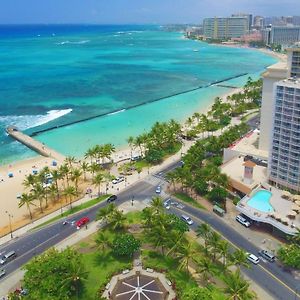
xmin=171 ymin=206 xmax=300 ymax=299
xmin=3 ymin=233 xmax=60 ymax=269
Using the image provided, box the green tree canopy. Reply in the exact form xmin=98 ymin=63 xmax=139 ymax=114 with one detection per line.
xmin=22 ymin=247 xmax=87 ymax=300
xmin=112 ymin=234 xmax=141 ymax=258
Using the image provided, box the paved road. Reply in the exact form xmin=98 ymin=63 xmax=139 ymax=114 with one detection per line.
xmin=166 ymin=199 xmax=299 ymax=300
xmin=0 ymin=160 xmax=299 ymax=299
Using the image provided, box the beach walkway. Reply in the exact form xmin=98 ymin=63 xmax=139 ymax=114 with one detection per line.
xmin=6 ymin=126 xmax=64 ymax=161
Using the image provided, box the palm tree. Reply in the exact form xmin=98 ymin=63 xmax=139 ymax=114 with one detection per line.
xmin=176 ymin=241 xmax=197 ymax=272
xmin=19 ymin=193 xmax=36 ymax=220
xmin=229 ymin=249 xmax=249 ymax=270
xmin=95 ymin=232 xmax=110 ymax=252
xmin=146 ymin=224 xmax=170 ymax=255
xmin=196 ymin=223 xmax=212 ymax=247
xmin=51 ymin=169 xmax=62 ymax=200
xmin=65 ymin=156 xmax=77 ymax=169
xmin=59 ymin=164 xmax=70 ymax=187
xmin=84 ymin=148 xmax=96 ymax=165
xmin=197 ymin=256 xmax=214 ymax=282
xmin=218 ymin=239 xmax=230 ymax=268
xmin=127 ymin=136 xmax=135 ymax=160
xmin=89 ymin=162 xmax=101 ymax=179
xmin=61 ymin=260 xmax=88 ymax=299
xmin=63 ymin=186 xmax=77 ymax=209
xmin=32 ymin=183 xmax=44 ymax=213
xmin=92 ymin=173 xmax=104 ymax=195
xmin=109 ymin=209 xmax=126 ymax=230
xmin=48 ymin=184 xmax=58 ymax=204
xmin=80 ymin=161 xmax=89 ymax=181
xmin=150 ymin=196 xmax=164 ymax=214
xmin=71 ymin=168 xmax=82 ymax=195
xmin=103 ymin=143 xmax=115 ymax=163
xmin=208 ymin=231 xmax=222 ymax=262
xmin=96 ymin=203 xmax=116 ymax=224
xmin=223 ymin=269 xmax=255 ymax=300
xmin=165 ymin=171 xmax=177 ymax=191
xmin=23 ymin=174 xmax=37 ymax=190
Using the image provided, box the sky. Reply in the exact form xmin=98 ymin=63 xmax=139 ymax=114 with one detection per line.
xmin=0 ymin=0 xmax=299 ymax=24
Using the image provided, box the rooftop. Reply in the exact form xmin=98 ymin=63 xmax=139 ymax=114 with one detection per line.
xmin=227 ymin=129 xmax=269 ymax=160
xmin=277 ymin=77 xmax=300 ymax=88
xmin=221 ymin=155 xmax=267 ymax=195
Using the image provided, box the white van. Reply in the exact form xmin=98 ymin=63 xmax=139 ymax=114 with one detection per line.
xmin=0 ymin=251 xmax=16 ymax=265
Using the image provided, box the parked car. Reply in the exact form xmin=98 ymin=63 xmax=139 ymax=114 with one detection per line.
xmin=0 ymin=251 xmax=17 ymax=265
xmin=75 ymin=217 xmax=90 ymax=228
xmin=259 ymin=250 xmax=275 ymax=262
xmin=181 ymin=215 xmax=194 ymax=225
xmin=0 ymin=269 xmax=6 ymax=278
xmin=247 ymin=253 xmax=260 ymax=264
xmin=155 ymin=186 xmax=161 ymax=194
xmin=107 ymin=195 xmax=117 ymax=203
xmin=112 ymin=176 xmax=124 ymax=184
xmin=236 ymin=214 xmax=251 ymax=228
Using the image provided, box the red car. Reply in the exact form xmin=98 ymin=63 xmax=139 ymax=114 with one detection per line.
xmin=76 ymin=217 xmax=90 ymax=228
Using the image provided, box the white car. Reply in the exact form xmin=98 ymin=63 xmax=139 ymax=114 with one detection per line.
xmin=181 ymin=215 xmax=194 ymax=225
xmin=112 ymin=176 xmax=125 ymax=184
xmin=155 ymin=186 xmax=161 ymax=194
xmin=236 ymin=215 xmax=251 ymax=228
xmin=247 ymin=253 xmax=260 ymax=264
xmin=0 ymin=269 xmax=5 ymax=278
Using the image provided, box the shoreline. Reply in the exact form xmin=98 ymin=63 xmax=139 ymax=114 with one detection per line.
xmin=0 ymin=83 xmax=244 ymax=233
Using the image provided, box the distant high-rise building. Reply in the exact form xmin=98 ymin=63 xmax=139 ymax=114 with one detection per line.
xmin=292 ymin=16 xmax=300 ymax=26
xmin=232 ymin=13 xmax=252 ymax=30
xmin=263 ymin=26 xmax=300 ymax=47
xmin=253 ymin=16 xmax=264 ymax=29
xmin=203 ymin=16 xmax=249 ymax=39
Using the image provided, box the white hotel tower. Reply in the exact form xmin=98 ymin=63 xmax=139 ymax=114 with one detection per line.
xmin=265 ymin=45 xmax=300 ymax=191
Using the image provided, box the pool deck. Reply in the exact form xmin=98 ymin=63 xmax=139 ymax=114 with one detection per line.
xmin=237 ymin=185 xmax=300 ymax=235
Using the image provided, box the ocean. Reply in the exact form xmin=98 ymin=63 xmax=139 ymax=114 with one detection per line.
xmin=0 ymin=25 xmax=276 ymax=165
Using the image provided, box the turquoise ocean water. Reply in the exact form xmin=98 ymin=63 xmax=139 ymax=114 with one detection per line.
xmin=0 ymin=25 xmax=276 ymax=164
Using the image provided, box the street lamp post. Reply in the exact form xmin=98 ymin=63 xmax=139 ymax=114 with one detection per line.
xmin=5 ymin=211 xmax=13 ymax=239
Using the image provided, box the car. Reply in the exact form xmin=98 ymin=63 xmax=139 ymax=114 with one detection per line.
xmin=177 ymin=203 xmax=185 ymax=209
xmin=235 ymin=214 xmax=251 ymax=228
xmin=155 ymin=186 xmax=161 ymax=194
xmin=0 ymin=269 xmax=6 ymax=278
xmin=131 ymin=155 xmax=141 ymax=162
xmin=247 ymin=253 xmax=260 ymax=264
xmin=107 ymin=195 xmax=117 ymax=203
xmin=0 ymin=251 xmax=17 ymax=265
xmin=75 ymin=217 xmax=90 ymax=228
xmin=181 ymin=215 xmax=194 ymax=225
xmin=164 ymin=199 xmax=171 ymax=210
xmin=112 ymin=176 xmax=124 ymax=184
xmin=259 ymin=250 xmax=275 ymax=262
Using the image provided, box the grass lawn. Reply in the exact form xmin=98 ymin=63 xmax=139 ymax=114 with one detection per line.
xmin=174 ymin=192 xmax=206 ymax=210
xmin=33 ymin=195 xmax=109 ymax=229
xmin=80 ymin=250 xmax=132 ymax=299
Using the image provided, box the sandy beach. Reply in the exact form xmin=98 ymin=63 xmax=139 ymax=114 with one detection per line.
xmin=0 ymin=84 xmax=247 ymax=236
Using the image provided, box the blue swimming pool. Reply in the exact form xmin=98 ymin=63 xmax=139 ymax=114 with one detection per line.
xmin=247 ymin=190 xmax=274 ymax=212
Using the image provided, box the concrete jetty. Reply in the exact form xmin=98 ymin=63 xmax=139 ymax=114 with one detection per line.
xmin=6 ymin=126 xmax=64 ymax=161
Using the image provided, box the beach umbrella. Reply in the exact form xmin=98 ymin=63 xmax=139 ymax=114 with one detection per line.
xmin=295 ymin=200 xmax=300 ymax=207
xmin=291 ymin=204 xmax=300 ymax=212
xmin=8 ymin=172 xmax=13 ymax=178
xmin=292 ymin=194 xmax=300 ymax=202
xmin=281 ymin=217 xmax=289 ymax=225
xmin=282 ymin=191 xmax=292 ymax=199
xmin=287 ymin=211 xmax=297 ymax=218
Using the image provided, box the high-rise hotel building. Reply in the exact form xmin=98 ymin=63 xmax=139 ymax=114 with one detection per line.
xmin=203 ymin=16 xmax=249 ymax=39
xmin=267 ymin=46 xmax=300 ymax=191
